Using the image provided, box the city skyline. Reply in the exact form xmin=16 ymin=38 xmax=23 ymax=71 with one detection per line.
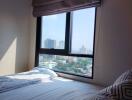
xmin=41 ymin=7 xmax=95 ymax=54
xmin=43 ymin=38 xmax=92 ymax=54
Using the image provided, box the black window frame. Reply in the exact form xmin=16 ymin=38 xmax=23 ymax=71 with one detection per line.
xmin=35 ymin=8 xmax=97 ymax=79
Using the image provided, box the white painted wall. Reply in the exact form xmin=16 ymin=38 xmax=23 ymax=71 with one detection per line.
xmin=28 ymin=8 xmax=36 ymax=70
xmin=0 ymin=0 xmax=31 ymax=75
xmin=93 ymin=0 xmax=132 ymax=86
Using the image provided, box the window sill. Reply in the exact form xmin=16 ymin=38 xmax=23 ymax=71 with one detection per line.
xmin=56 ymin=71 xmax=93 ymax=83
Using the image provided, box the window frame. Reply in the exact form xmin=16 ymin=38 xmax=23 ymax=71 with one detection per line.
xmin=35 ymin=8 xmax=97 ymax=79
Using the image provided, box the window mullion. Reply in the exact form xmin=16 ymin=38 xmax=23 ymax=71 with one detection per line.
xmin=65 ymin=12 xmax=71 ymax=54
xmin=35 ymin=17 xmax=42 ymax=67
xmin=69 ymin=12 xmax=73 ymax=54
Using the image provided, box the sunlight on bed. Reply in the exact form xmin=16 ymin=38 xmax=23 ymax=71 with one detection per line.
xmin=54 ymin=77 xmax=73 ymax=82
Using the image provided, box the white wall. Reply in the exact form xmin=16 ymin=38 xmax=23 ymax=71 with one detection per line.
xmin=93 ymin=0 xmax=132 ymax=86
xmin=0 ymin=0 xmax=31 ymax=75
xmin=28 ymin=8 xmax=36 ymax=70
xmin=28 ymin=0 xmax=132 ymax=86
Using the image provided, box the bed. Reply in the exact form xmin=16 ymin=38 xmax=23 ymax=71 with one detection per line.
xmin=0 ymin=67 xmax=104 ymax=100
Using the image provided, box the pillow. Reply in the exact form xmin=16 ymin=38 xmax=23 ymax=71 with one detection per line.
xmin=89 ymin=80 xmax=132 ymax=100
xmin=89 ymin=69 xmax=132 ymax=100
xmin=98 ymin=80 xmax=132 ymax=100
xmin=114 ymin=69 xmax=132 ymax=85
xmin=33 ymin=67 xmax=58 ymax=78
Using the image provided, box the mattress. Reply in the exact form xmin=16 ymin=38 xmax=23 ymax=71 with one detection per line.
xmin=0 ymin=68 xmax=104 ymax=100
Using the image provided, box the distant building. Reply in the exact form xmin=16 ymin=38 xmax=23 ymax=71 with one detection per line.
xmin=87 ymin=49 xmax=93 ymax=54
xmin=79 ymin=45 xmax=87 ymax=54
xmin=44 ymin=39 xmax=56 ymax=48
xmin=59 ymin=41 xmax=64 ymax=49
xmin=66 ymin=56 xmax=77 ymax=63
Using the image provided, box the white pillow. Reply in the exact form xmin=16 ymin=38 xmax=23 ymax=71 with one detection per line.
xmin=33 ymin=67 xmax=58 ymax=78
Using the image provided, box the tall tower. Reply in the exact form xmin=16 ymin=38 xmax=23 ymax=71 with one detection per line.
xmin=44 ymin=39 xmax=56 ymax=48
xmin=79 ymin=45 xmax=87 ymax=54
xmin=59 ymin=40 xmax=64 ymax=49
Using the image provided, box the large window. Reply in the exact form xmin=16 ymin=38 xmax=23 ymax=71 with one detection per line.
xmin=36 ymin=7 xmax=96 ymax=78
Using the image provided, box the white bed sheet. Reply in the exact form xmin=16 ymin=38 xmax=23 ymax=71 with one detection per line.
xmin=0 ymin=69 xmax=104 ymax=100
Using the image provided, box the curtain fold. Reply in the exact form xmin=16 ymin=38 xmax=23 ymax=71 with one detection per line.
xmin=32 ymin=0 xmax=101 ymax=17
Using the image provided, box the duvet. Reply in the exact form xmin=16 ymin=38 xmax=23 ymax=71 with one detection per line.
xmin=0 ymin=67 xmax=103 ymax=100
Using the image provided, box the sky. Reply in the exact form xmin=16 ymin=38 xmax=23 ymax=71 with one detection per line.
xmin=41 ymin=7 xmax=95 ymax=53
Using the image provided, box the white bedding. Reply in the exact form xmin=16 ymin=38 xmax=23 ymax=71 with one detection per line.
xmin=0 ymin=76 xmax=40 ymax=93
xmin=0 ymin=68 xmax=104 ymax=100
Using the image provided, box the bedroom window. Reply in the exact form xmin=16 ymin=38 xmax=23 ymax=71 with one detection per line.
xmin=36 ymin=7 xmax=96 ymax=78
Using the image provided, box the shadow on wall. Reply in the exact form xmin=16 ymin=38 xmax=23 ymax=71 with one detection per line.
xmin=0 ymin=33 xmax=28 ymax=75
xmin=0 ymin=16 xmax=18 ymax=75
xmin=94 ymin=0 xmax=132 ymax=86
xmin=0 ymin=0 xmax=30 ymax=75
xmin=0 ymin=18 xmax=29 ymax=75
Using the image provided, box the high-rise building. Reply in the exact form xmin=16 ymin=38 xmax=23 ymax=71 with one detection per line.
xmin=79 ymin=45 xmax=87 ymax=54
xmin=59 ymin=40 xmax=64 ymax=49
xmin=44 ymin=39 xmax=56 ymax=48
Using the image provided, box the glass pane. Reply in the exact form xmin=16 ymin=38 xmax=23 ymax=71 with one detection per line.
xmin=71 ymin=8 xmax=95 ymax=55
xmin=39 ymin=54 xmax=92 ymax=77
xmin=41 ymin=13 xmax=66 ymax=49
